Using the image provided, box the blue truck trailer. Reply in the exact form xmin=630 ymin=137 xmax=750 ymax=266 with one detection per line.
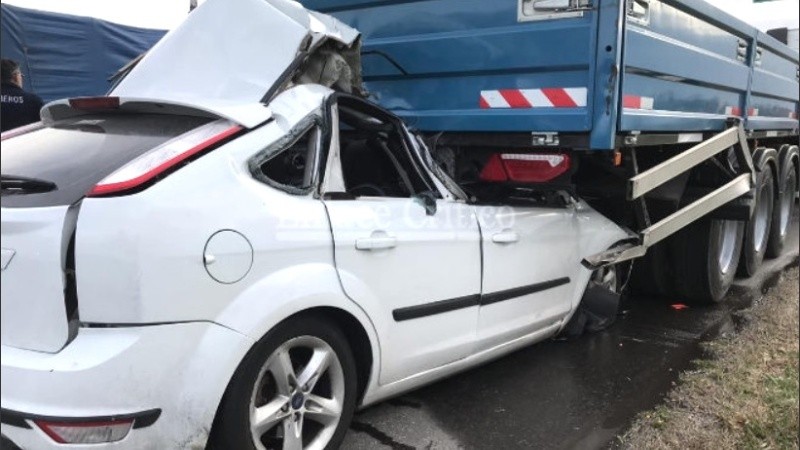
xmin=302 ymin=0 xmax=799 ymax=302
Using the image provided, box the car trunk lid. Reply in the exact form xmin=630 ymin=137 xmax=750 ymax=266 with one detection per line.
xmin=110 ymin=0 xmax=361 ymax=110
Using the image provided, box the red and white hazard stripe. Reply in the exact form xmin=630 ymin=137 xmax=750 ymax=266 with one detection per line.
xmin=479 ymin=87 xmax=587 ymax=109
xmin=725 ymin=106 xmax=760 ymax=117
xmin=725 ymin=106 xmax=742 ymax=116
xmin=622 ymin=95 xmax=654 ymax=110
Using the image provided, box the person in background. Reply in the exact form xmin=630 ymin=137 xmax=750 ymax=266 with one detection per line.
xmin=1 ymin=59 xmax=43 ymax=132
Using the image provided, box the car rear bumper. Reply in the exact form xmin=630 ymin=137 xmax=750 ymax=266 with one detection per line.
xmin=0 ymin=322 xmax=253 ymax=449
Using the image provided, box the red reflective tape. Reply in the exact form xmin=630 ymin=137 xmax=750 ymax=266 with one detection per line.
xmin=498 ymin=89 xmax=531 ymax=108
xmin=541 ymin=88 xmax=578 ymax=108
xmin=623 ymin=95 xmax=641 ymax=109
xmin=479 ymin=95 xmax=490 ymax=109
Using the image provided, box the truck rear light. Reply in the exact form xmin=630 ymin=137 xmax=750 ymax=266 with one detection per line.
xmin=88 ymin=119 xmax=242 ymax=197
xmin=479 ymin=153 xmax=571 ymax=183
xmin=35 ymin=419 xmax=133 ymax=444
xmin=479 ymin=154 xmax=509 ymax=182
xmin=68 ymin=96 xmax=121 ymax=110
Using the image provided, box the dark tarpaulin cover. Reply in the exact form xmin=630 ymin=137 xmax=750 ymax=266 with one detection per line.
xmin=1 ymin=4 xmax=166 ymax=103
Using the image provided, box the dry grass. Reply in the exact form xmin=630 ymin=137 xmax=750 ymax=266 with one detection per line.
xmin=617 ymin=267 xmax=799 ymax=450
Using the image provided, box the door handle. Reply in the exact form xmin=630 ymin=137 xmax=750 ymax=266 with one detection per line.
xmin=356 ymin=233 xmax=397 ymax=250
xmin=492 ymin=230 xmax=519 ymax=244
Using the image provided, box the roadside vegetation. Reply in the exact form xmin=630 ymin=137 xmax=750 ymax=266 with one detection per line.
xmin=618 ymin=266 xmax=799 ymax=450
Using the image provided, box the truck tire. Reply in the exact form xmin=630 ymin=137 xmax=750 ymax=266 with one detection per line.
xmin=738 ymin=157 xmax=775 ymax=277
xmin=629 ymin=241 xmax=673 ymax=298
xmin=671 ymin=218 xmax=744 ymax=304
xmin=766 ymin=146 xmax=799 ymax=258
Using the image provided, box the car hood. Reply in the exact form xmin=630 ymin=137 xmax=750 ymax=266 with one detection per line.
xmin=110 ymin=0 xmax=360 ymax=126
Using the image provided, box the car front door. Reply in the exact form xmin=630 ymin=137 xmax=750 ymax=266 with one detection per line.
xmin=321 ymin=96 xmax=482 ymax=385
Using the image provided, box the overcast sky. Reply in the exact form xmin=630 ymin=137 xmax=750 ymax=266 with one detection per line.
xmin=1 ymin=0 xmax=798 ymax=31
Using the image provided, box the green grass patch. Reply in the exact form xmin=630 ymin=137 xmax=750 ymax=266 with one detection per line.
xmin=742 ymin=360 xmax=799 ymax=449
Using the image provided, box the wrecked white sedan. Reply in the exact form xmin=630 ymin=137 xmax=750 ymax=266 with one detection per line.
xmin=0 ymin=0 xmax=627 ymax=448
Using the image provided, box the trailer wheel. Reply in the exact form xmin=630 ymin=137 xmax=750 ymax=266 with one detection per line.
xmin=671 ymin=218 xmax=744 ymax=304
xmin=738 ymin=161 xmax=775 ymax=277
xmin=766 ymin=149 xmax=798 ymax=258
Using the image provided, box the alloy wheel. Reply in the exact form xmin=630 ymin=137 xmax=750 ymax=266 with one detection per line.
xmin=249 ymin=336 xmax=345 ymax=450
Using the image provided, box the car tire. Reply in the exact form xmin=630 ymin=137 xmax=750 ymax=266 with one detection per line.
xmin=738 ymin=160 xmax=775 ymax=277
xmin=766 ymin=151 xmax=798 ymax=258
xmin=671 ymin=218 xmax=744 ymax=304
xmin=559 ymin=264 xmax=622 ymax=339
xmin=210 ymin=316 xmax=358 ymax=450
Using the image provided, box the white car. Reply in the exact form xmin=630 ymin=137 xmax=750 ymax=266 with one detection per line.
xmin=0 ymin=0 xmax=627 ymax=448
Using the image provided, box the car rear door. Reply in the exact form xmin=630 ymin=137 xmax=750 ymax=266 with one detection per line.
xmin=321 ymin=97 xmax=482 ymax=385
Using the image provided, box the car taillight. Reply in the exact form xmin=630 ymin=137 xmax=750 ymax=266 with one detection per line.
xmin=88 ymin=119 xmax=242 ymax=197
xmin=0 ymin=121 xmax=44 ymax=141
xmin=479 ymin=153 xmax=571 ymax=183
xmin=35 ymin=419 xmax=133 ymax=444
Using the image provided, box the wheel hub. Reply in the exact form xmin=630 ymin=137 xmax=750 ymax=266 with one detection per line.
xmin=291 ymin=392 xmax=305 ymax=410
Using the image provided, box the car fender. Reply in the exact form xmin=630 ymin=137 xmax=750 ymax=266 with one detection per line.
xmin=565 ymin=200 xmax=631 ymax=313
xmin=213 ymin=262 xmax=382 ymax=396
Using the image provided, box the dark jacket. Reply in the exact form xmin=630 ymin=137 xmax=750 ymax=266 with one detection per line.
xmin=1 ymin=82 xmax=44 ymax=132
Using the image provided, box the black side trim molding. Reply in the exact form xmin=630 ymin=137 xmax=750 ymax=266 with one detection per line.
xmin=480 ymin=277 xmax=571 ymax=306
xmin=393 ymin=294 xmax=480 ymax=322
xmin=391 ymin=277 xmax=571 ymax=322
xmin=0 ymin=408 xmax=161 ymax=430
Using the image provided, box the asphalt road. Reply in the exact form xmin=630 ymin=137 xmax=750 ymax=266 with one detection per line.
xmin=341 ymin=217 xmax=800 ymax=450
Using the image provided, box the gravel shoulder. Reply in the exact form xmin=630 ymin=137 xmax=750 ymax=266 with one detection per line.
xmin=616 ymin=266 xmax=800 ymax=450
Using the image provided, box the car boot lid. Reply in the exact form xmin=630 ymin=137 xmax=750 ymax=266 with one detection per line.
xmin=104 ymin=0 xmax=360 ymax=128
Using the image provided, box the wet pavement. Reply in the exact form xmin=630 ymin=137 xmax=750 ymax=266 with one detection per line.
xmin=342 ymin=218 xmax=799 ymax=450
